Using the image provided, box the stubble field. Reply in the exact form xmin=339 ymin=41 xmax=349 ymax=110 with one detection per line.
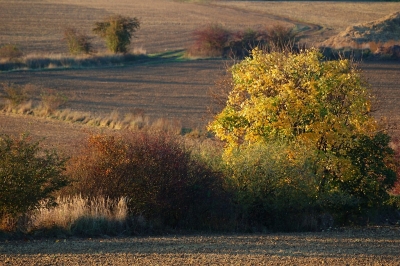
xmin=1 ymin=0 xmax=400 ymax=264
xmin=1 ymin=227 xmax=400 ymax=265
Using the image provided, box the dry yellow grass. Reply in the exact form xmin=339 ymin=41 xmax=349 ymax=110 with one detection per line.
xmin=30 ymin=195 xmax=128 ymax=231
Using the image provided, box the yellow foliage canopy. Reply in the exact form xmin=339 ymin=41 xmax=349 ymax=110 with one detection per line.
xmin=208 ymin=48 xmax=377 ymax=154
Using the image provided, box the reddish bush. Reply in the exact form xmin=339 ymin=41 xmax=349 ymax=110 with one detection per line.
xmin=66 ymin=132 xmax=231 ymax=229
xmin=189 ymin=24 xmax=231 ymax=57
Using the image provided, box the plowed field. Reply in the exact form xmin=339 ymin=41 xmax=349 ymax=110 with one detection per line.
xmin=1 ymin=227 xmax=400 ymax=265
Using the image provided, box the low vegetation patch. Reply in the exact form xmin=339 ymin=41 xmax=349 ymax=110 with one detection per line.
xmin=0 ymin=83 xmax=165 ymax=131
xmin=1 ymin=49 xmax=399 ymax=237
xmin=188 ymin=24 xmax=298 ymax=58
xmin=0 ymin=52 xmax=142 ymax=72
xmin=30 ymin=195 xmax=131 ymax=237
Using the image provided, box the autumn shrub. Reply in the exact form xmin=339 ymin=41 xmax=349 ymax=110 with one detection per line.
xmin=63 ymin=27 xmax=93 ymax=55
xmin=66 ymin=132 xmax=230 ymax=230
xmin=189 ymin=24 xmax=298 ymax=58
xmin=0 ymin=134 xmax=68 ymax=232
xmin=0 ymin=44 xmax=23 ymax=61
xmin=93 ymin=15 xmax=140 ymax=53
xmin=266 ymin=24 xmax=298 ymax=51
xmin=208 ymin=48 xmax=397 ymax=227
xmin=189 ymin=24 xmax=231 ymax=57
xmin=228 ymin=29 xmax=268 ymax=58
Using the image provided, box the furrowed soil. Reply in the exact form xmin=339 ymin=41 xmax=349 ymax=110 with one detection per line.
xmin=1 ymin=0 xmax=400 ymax=264
xmin=1 ymin=60 xmax=399 ymax=155
xmin=1 ymin=227 xmax=400 ymax=265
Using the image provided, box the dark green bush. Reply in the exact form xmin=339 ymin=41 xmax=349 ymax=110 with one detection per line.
xmin=223 ymin=143 xmax=321 ymax=231
xmin=93 ymin=15 xmax=140 ymax=53
xmin=311 ymin=132 xmax=397 ymax=225
xmin=0 ymin=134 xmax=68 ymax=231
xmin=63 ymin=27 xmax=93 ymax=55
xmin=67 ymin=132 xmax=231 ymax=230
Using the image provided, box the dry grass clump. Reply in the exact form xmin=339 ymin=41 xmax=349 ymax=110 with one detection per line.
xmin=29 ymin=195 xmax=130 ymax=236
xmin=0 ymin=83 xmax=189 ymax=133
xmin=0 ymin=52 xmax=143 ymax=72
xmin=0 ymin=83 xmax=156 ymax=131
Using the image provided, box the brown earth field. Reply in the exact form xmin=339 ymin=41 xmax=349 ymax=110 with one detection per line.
xmin=1 ymin=227 xmax=400 ymax=265
xmin=1 ymin=60 xmax=399 ymax=156
xmin=1 ymin=0 xmax=400 ymax=264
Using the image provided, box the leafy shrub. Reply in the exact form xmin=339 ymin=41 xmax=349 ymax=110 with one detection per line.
xmin=93 ymin=15 xmax=140 ymax=53
xmin=0 ymin=44 xmax=23 ymax=61
xmin=209 ymin=48 xmax=397 ymax=225
xmin=0 ymin=134 xmax=68 ymax=231
xmin=189 ymin=24 xmax=231 ymax=57
xmin=66 ymin=132 xmax=230 ymax=230
xmin=63 ymin=27 xmax=93 ymax=55
xmin=224 ymin=143 xmax=320 ymax=231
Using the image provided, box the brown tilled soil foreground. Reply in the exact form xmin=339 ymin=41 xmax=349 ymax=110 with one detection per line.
xmin=1 ymin=227 xmax=399 ymax=265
